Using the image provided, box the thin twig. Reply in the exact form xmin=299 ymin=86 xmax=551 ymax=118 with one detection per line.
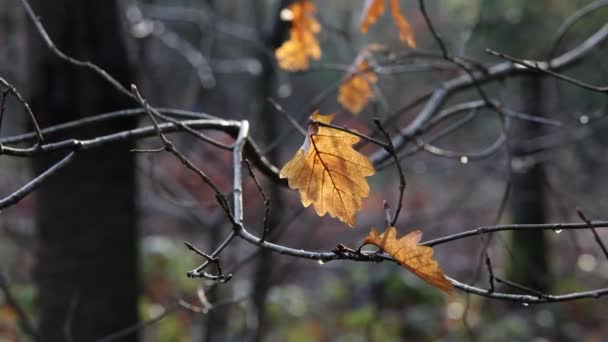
xmin=180 ymin=122 xmax=249 ymax=280
xmin=186 ymin=231 xmax=236 ymax=280
xmin=21 ymin=0 xmax=230 ymax=150
xmin=95 ymin=295 xmax=247 ymax=342
xmin=267 ymin=98 xmax=306 ymax=136
xmin=95 ymin=303 xmax=180 ymax=342
xmin=577 ymin=208 xmax=608 ymax=261
xmin=549 ymin=0 xmax=608 ymax=59
xmin=312 ymin=120 xmax=390 ymax=150
xmin=244 ymin=159 xmax=271 ymax=242
xmin=180 ymin=121 xmax=252 ymax=279
xmin=370 ymin=23 xmax=608 ymax=166
xmin=262 ymin=77 xmax=345 ymax=154
xmin=20 ymin=0 xmax=133 ymax=98
xmin=485 ymin=254 xmax=495 ymax=293
xmin=373 ymin=118 xmax=406 ymax=226
xmin=0 ymin=107 xmax=214 ymax=145
xmin=0 ymin=110 xmax=284 ymax=186
xmin=487 ymin=48 xmax=608 ymax=93
xmin=131 ymin=85 xmax=234 ymax=221
xmin=0 ymin=151 xmax=76 ymax=210
xmin=0 ymin=77 xmax=44 ymax=143
xmin=418 ymin=0 xmax=494 ymax=106
xmin=0 ymin=89 xmax=8 ymax=135
xmin=494 ymin=277 xmax=550 ymax=299
xmin=184 ymin=241 xmax=232 ymax=282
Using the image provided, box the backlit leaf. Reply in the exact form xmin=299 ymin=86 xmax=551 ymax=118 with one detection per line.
xmin=275 ymin=0 xmax=321 ymax=71
xmin=338 ymin=55 xmax=378 ymax=114
xmin=360 ymin=0 xmax=385 ymax=33
xmin=359 ymin=0 xmax=416 ymax=48
xmin=364 ymin=227 xmax=453 ymax=292
xmin=388 ymin=0 xmax=416 ymax=48
xmin=280 ymin=111 xmax=375 ymax=227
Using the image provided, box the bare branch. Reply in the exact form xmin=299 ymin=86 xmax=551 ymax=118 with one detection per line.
xmin=373 ymin=118 xmax=406 ymax=226
xmin=244 ymin=159 xmax=271 ymax=242
xmin=371 ymin=23 xmax=608 ymax=165
xmin=0 ymin=76 xmax=44 ymax=143
xmin=0 ymin=151 xmax=76 ymax=210
xmin=487 ymin=48 xmax=608 ymax=93
xmin=577 ymin=208 xmax=608 ymax=261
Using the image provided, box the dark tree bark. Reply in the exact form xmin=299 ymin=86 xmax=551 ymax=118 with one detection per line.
xmin=250 ymin=2 xmax=291 ymax=340
xmin=507 ymin=76 xmax=550 ymax=292
xmin=27 ymin=1 xmax=138 ymax=341
xmin=474 ymin=0 xmax=553 ymax=294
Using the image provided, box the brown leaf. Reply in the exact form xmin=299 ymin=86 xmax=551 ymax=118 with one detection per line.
xmin=338 ymin=56 xmax=378 ymax=114
xmin=364 ymin=227 xmax=453 ymax=292
xmin=389 ymin=0 xmax=416 ymax=48
xmin=360 ymin=0 xmax=385 ymax=33
xmin=359 ymin=0 xmax=416 ymax=48
xmin=275 ymin=0 xmax=321 ymax=71
xmin=280 ymin=111 xmax=375 ymax=227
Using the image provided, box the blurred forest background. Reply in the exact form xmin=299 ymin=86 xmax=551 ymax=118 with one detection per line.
xmin=1 ymin=0 xmax=608 ymax=341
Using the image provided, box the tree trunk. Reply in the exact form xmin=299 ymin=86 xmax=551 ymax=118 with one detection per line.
xmin=474 ymin=0 xmax=552 ymax=294
xmin=507 ymin=76 xmax=550 ymax=292
xmin=27 ymin=1 xmax=138 ymax=341
xmin=251 ymin=2 xmax=290 ymax=340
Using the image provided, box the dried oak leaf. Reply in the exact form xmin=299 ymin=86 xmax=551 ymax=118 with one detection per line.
xmin=360 ymin=0 xmax=385 ymax=33
xmin=388 ymin=0 xmax=416 ymax=48
xmin=275 ymin=0 xmax=321 ymax=71
xmin=364 ymin=227 xmax=453 ymax=292
xmin=338 ymin=56 xmax=378 ymax=114
xmin=280 ymin=111 xmax=375 ymax=227
xmin=359 ymin=0 xmax=416 ymax=48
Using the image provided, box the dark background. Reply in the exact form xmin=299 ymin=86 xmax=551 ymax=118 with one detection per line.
xmin=1 ymin=0 xmax=607 ymax=341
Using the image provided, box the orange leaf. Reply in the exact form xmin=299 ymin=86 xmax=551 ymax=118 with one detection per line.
xmin=338 ymin=56 xmax=378 ymax=114
xmin=389 ymin=0 xmax=416 ymax=48
xmin=359 ymin=0 xmax=416 ymax=48
xmin=275 ymin=0 xmax=321 ymax=71
xmin=360 ymin=0 xmax=385 ymax=33
xmin=364 ymin=227 xmax=453 ymax=292
xmin=280 ymin=111 xmax=375 ymax=227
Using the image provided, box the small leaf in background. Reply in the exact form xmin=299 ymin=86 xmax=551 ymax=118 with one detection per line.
xmin=359 ymin=0 xmax=385 ymax=33
xmin=388 ymin=0 xmax=416 ymax=48
xmin=338 ymin=55 xmax=378 ymax=114
xmin=275 ymin=0 xmax=321 ymax=71
xmin=359 ymin=0 xmax=416 ymax=48
xmin=364 ymin=227 xmax=453 ymax=292
xmin=280 ymin=111 xmax=375 ymax=227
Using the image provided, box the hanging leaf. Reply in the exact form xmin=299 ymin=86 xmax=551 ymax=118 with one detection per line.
xmin=388 ymin=0 xmax=416 ymax=48
xmin=360 ymin=0 xmax=385 ymax=33
xmin=338 ymin=55 xmax=378 ymax=114
xmin=364 ymin=227 xmax=453 ymax=292
xmin=280 ymin=111 xmax=375 ymax=227
xmin=359 ymin=0 xmax=416 ymax=48
xmin=275 ymin=0 xmax=321 ymax=71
